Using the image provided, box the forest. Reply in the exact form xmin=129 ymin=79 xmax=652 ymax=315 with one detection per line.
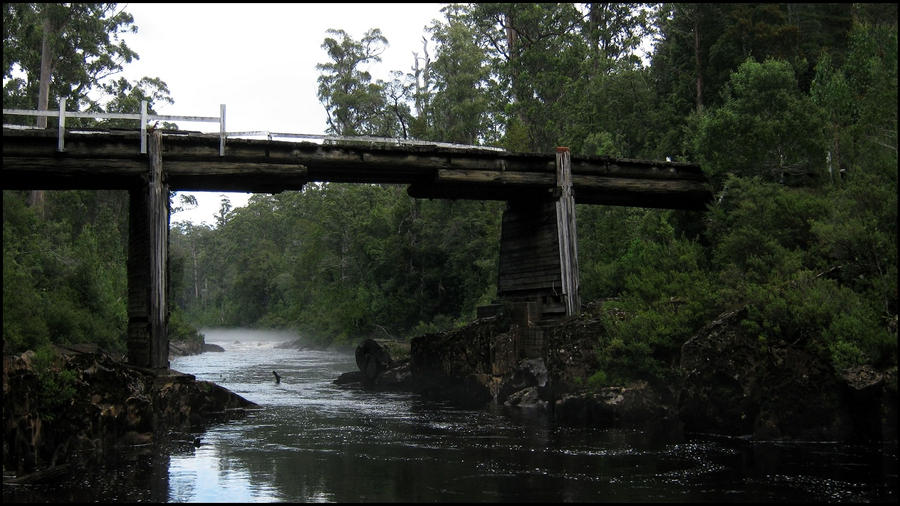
xmin=3 ymin=3 xmax=897 ymax=387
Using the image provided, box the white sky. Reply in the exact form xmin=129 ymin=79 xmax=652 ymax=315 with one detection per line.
xmin=116 ymin=3 xmax=447 ymax=227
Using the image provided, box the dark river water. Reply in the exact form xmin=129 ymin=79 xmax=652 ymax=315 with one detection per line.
xmin=5 ymin=328 xmax=897 ymax=502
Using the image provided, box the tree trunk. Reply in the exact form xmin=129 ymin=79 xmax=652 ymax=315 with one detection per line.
xmin=191 ymin=240 xmax=200 ymax=301
xmin=694 ymin=13 xmax=703 ymax=113
xmin=32 ymin=10 xmax=57 ymax=216
xmin=27 ymin=191 xmax=45 ymax=218
xmin=37 ymin=14 xmax=53 ymax=129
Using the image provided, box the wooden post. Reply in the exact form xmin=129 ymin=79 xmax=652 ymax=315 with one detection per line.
xmin=555 ymin=147 xmax=580 ymax=316
xmin=127 ymin=130 xmax=169 ymax=369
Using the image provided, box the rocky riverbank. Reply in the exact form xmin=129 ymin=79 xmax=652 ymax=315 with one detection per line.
xmin=169 ymin=338 xmax=224 ymax=358
xmin=2 ymin=346 xmax=257 ymax=481
xmin=336 ymin=304 xmax=897 ymax=443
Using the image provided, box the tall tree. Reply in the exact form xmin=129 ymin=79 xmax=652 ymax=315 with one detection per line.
xmin=583 ymin=3 xmax=653 ymax=75
xmin=690 ymin=57 xmax=826 ymax=185
xmin=422 ymin=5 xmax=500 ymax=145
xmin=466 ymin=3 xmax=589 ymax=151
xmin=316 ymin=28 xmax=392 ymax=136
xmin=651 ymin=3 xmax=727 ymax=116
xmin=3 ymin=3 xmax=138 ymax=119
xmin=382 ymin=70 xmax=414 ymax=139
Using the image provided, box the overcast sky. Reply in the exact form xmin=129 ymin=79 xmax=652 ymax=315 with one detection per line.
xmin=116 ymin=3 xmax=447 ymax=227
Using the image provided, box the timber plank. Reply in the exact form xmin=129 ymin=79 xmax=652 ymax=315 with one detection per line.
xmin=499 ymin=275 xmax=563 ymax=289
xmin=437 ymin=169 xmax=554 ymax=185
xmin=573 ymin=174 xmax=709 ymax=192
xmin=570 ymin=157 xmax=706 ymax=180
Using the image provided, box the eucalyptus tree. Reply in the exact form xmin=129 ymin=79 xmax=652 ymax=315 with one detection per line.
xmin=3 ymin=3 xmax=138 ymax=122
xmin=4 ymin=3 xmax=176 ymax=218
xmin=316 ymin=28 xmax=397 ymax=137
xmin=382 ymin=70 xmax=415 ymax=139
xmin=464 ymin=2 xmax=589 ymax=151
xmin=444 ymin=3 xmax=658 ymax=155
xmin=422 ymin=4 xmax=501 ymax=146
xmin=582 ymin=3 xmax=654 ymax=74
xmin=648 ymin=3 xmax=855 ymax=159
xmin=568 ymin=3 xmax=658 ymax=158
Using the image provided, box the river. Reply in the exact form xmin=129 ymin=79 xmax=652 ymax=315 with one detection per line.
xmin=5 ymin=328 xmax=897 ymax=502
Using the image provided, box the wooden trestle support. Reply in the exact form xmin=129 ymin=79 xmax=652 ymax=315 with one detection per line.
xmin=126 ymin=130 xmax=169 ymax=369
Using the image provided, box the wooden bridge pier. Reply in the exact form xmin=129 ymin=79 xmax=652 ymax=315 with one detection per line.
xmin=127 ymin=130 xmax=170 ymax=369
xmin=495 ymin=147 xmax=579 ymax=319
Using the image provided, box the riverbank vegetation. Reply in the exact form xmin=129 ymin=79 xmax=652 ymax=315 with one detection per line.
xmin=4 ymin=4 xmax=896 ymax=389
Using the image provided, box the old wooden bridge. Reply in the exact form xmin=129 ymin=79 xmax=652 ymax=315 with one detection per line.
xmin=2 ymin=125 xmax=711 ymax=369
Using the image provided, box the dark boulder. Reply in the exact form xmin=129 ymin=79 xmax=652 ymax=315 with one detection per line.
xmin=553 ymin=381 xmax=672 ymax=427
xmin=409 ymin=318 xmax=507 ymax=407
xmin=501 ymin=358 xmax=548 ymax=399
xmin=355 ymin=339 xmax=393 ymax=383
xmin=504 ymin=386 xmax=547 ymax=409
xmin=169 ymin=340 xmax=202 ymax=357
xmin=374 ymin=360 xmax=414 ymax=390
xmin=334 ymin=370 xmax=364 ymax=387
xmin=838 ymin=365 xmax=898 ymax=442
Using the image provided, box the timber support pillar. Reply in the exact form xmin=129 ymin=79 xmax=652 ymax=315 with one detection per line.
xmin=495 ymin=147 xmax=580 ymax=319
xmin=127 ymin=130 xmax=169 ymax=369
xmin=554 ymin=147 xmax=580 ymax=316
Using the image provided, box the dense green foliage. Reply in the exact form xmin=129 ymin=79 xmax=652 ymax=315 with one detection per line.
xmin=3 ymin=190 xmax=129 ymax=353
xmin=2 ymin=3 xmax=191 ymax=355
xmin=4 ymin=4 xmax=897 ymax=390
xmin=171 ymin=188 xmax=502 ymax=342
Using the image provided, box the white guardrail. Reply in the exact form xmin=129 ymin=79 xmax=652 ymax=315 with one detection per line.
xmin=3 ymin=99 xmax=225 ymax=155
xmin=227 ymin=131 xmax=506 ymax=152
xmin=3 ymin=99 xmax=506 ymax=156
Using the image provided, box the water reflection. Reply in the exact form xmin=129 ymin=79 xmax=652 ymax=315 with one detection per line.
xmin=169 ymin=442 xmax=283 ymax=502
xmin=3 ymin=444 xmax=172 ymax=503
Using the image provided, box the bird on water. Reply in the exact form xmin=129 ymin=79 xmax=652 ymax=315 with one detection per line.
xmin=272 ymin=370 xmax=281 ymax=383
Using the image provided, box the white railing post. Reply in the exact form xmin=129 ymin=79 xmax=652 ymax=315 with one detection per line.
xmin=57 ymin=97 xmax=67 ymax=152
xmin=219 ymin=104 xmax=226 ymax=156
xmin=140 ymin=100 xmax=148 ymax=154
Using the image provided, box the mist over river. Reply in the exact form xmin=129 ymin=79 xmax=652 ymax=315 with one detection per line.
xmin=5 ymin=328 xmax=896 ymax=502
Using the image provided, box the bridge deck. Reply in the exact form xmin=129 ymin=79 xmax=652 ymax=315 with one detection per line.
xmin=2 ymin=128 xmax=711 ymax=209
